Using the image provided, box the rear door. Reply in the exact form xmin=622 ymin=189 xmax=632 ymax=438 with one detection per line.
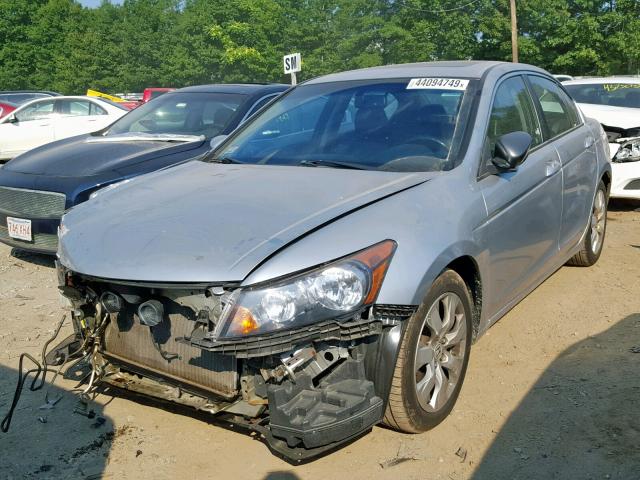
xmin=477 ymin=75 xmax=563 ymax=318
xmin=526 ymin=75 xmax=597 ymax=252
xmin=0 ymin=99 xmax=56 ymax=158
xmin=54 ymin=99 xmax=101 ymax=139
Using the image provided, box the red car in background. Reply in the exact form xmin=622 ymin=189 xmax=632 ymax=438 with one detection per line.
xmin=0 ymin=101 xmax=17 ymax=119
xmin=142 ymin=87 xmax=175 ymax=103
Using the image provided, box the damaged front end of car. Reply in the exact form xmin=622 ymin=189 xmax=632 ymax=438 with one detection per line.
xmin=56 ymin=240 xmax=416 ymax=461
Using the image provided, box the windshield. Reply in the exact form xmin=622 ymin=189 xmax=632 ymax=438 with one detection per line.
xmin=211 ymin=79 xmax=469 ymax=172
xmin=107 ymin=92 xmax=247 ymax=138
xmin=565 ymin=82 xmax=640 ymax=108
xmin=0 ymin=93 xmax=51 ymax=105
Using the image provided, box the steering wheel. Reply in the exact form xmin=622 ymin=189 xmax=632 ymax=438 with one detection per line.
xmin=403 ymin=134 xmax=450 ymax=157
xmin=379 ymin=155 xmax=447 ymax=172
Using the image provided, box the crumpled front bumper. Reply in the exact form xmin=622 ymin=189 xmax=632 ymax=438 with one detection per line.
xmin=58 ymin=267 xmax=416 ymax=460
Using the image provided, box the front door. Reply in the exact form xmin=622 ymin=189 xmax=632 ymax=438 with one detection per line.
xmin=477 ymin=75 xmax=563 ymax=319
xmin=0 ymin=99 xmax=56 ymax=158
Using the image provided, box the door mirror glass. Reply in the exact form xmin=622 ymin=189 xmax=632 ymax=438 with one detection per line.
xmin=210 ymin=134 xmax=227 ymax=150
xmin=492 ymin=131 xmax=532 ymax=171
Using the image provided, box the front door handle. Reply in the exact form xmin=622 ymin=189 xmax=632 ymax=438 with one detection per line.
xmin=545 ymin=158 xmax=561 ymax=177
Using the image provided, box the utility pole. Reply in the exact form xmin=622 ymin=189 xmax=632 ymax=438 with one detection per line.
xmin=510 ymin=0 xmax=519 ymax=63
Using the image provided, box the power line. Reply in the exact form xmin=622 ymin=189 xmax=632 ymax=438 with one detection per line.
xmin=396 ymin=0 xmax=484 ymax=14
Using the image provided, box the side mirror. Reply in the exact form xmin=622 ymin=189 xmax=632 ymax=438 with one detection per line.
xmin=491 ymin=131 xmax=532 ymax=171
xmin=6 ymin=114 xmax=18 ymax=124
xmin=210 ymin=134 xmax=227 ymax=151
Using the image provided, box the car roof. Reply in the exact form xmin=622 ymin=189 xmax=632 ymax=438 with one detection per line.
xmin=174 ymin=84 xmax=289 ymax=95
xmin=303 ymin=61 xmax=549 ymax=85
xmin=564 ymin=77 xmax=640 ymax=85
xmin=0 ymin=90 xmax=61 ymax=96
xmin=19 ymin=95 xmax=114 ymax=103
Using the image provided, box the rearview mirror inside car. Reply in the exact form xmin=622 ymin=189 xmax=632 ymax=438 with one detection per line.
xmin=491 ymin=131 xmax=532 ymax=171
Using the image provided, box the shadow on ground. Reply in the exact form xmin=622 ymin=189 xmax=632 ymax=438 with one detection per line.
xmin=472 ymin=314 xmax=640 ymax=479
xmin=0 ymin=361 xmax=113 ymax=479
xmin=608 ymin=198 xmax=640 ymax=212
xmin=10 ymin=248 xmax=56 ymax=269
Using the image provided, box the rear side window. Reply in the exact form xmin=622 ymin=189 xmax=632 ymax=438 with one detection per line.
xmin=486 ymin=76 xmax=542 ymax=158
xmin=89 ymin=102 xmax=107 ymax=115
xmin=57 ymin=99 xmax=99 ymax=117
xmin=528 ymin=76 xmax=580 ymax=138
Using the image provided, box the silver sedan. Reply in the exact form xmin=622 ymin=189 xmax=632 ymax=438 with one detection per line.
xmin=57 ymin=61 xmax=611 ymax=460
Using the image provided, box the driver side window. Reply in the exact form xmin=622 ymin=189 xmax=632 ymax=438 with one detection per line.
xmin=15 ymin=100 xmax=56 ymax=122
xmin=482 ymin=76 xmax=542 ymax=173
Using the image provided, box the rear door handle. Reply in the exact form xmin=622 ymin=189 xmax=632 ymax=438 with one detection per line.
xmin=545 ymin=158 xmax=561 ymax=177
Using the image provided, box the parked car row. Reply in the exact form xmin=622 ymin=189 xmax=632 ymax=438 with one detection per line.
xmin=564 ymin=77 xmax=640 ymax=200
xmin=0 ymin=96 xmax=128 ymax=162
xmin=0 ymin=84 xmax=287 ymax=252
xmin=0 ymin=61 xmax=608 ymax=460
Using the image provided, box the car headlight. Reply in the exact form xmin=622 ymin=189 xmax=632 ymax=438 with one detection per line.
xmin=89 ymin=179 xmax=131 ymax=200
xmin=613 ymin=138 xmax=640 ymax=163
xmin=214 ymin=240 xmax=396 ymax=338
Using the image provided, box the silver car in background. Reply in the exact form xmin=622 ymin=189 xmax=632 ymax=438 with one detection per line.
xmin=56 ymin=61 xmax=611 ymax=460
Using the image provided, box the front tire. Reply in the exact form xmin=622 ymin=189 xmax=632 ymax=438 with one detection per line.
xmin=383 ymin=269 xmax=473 ymax=433
xmin=567 ymin=180 xmax=608 ymax=267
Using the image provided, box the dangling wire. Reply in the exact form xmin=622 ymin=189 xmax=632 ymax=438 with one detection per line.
xmin=1 ymin=316 xmax=66 ymax=433
xmin=0 ymin=306 xmax=111 ymax=433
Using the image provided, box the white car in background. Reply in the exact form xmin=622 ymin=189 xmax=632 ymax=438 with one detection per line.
xmin=564 ymin=77 xmax=640 ymax=200
xmin=0 ymin=96 xmax=128 ymax=161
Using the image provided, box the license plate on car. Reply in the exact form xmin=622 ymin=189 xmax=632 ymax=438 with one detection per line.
xmin=7 ymin=217 xmax=32 ymax=241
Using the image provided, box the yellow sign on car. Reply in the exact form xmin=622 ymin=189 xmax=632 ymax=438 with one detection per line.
xmin=86 ymin=89 xmax=125 ymax=103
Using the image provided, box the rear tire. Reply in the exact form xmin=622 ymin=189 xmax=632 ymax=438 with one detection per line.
xmin=567 ymin=180 xmax=608 ymax=267
xmin=383 ymin=269 xmax=473 ymax=433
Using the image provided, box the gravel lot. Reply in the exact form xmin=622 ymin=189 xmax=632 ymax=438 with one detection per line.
xmin=0 ymin=201 xmax=638 ymax=480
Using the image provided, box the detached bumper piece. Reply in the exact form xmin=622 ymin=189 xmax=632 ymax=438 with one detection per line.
xmin=268 ymin=355 xmax=383 ymax=450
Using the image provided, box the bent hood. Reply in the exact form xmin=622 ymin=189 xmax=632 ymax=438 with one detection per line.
xmin=4 ymin=133 xmax=205 ymax=177
xmin=58 ymin=161 xmax=431 ymax=282
xmin=578 ymin=103 xmax=640 ymax=130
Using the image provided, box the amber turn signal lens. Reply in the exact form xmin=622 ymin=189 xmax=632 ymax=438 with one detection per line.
xmin=228 ymin=306 xmax=260 ymax=335
xmin=352 ymin=240 xmax=396 ymax=304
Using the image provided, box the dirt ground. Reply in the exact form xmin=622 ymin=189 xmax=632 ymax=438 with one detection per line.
xmin=0 ymin=201 xmax=638 ymax=480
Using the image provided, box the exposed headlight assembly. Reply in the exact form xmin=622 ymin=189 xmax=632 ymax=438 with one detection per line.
xmin=215 ymin=240 xmax=397 ymax=338
xmin=613 ymin=138 xmax=640 ymax=163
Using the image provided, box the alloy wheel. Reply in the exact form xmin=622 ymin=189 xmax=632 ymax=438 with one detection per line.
xmin=590 ymin=189 xmax=606 ymax=254
xmin=414 ymin=292 xmax=468 ymax=412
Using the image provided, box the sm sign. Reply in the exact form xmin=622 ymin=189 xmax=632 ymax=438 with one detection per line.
xmin=283 ymin=53 xmax=301 ymax=74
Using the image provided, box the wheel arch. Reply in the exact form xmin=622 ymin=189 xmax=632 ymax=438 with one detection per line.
xmin=442 ymin=255 xmax=483 ymax=341
xmin=601 ymin=169 xmax=611 ymax=195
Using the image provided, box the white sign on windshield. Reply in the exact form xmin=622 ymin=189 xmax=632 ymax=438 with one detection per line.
xmin=407 ymin=78 xmax=469 ymax=90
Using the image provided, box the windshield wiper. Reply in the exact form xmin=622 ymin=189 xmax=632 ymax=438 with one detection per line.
xmin=210 ymin=155 xmax=243 ymax=164
xmin=299 ymin=160 xmax=367 ymax=170
xmin=88 ymin=133 xmax=205 ymax=143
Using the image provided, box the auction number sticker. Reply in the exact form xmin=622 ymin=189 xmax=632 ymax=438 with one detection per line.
xmin=407 ymin=78 xmax=469 ymax=90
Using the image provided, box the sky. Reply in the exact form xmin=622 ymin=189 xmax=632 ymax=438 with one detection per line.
xmin=79 ymin=0 xmax=123 ymax=7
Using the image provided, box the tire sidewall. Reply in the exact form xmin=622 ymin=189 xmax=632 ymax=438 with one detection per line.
xmin=399 ymin=270 xmax=473 ymax=431
xmin=584 ymin=180 xmax=608 ymax=264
